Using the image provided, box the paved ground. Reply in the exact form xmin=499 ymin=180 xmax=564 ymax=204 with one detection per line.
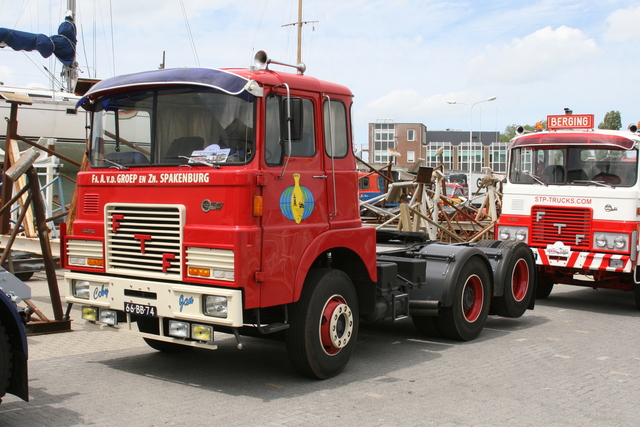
xmin=1 ymin=271 xmax=639 ymax=426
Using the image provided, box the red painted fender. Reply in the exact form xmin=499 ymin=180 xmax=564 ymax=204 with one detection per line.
xmin=292 ymin=226 xmax=377 ymax=302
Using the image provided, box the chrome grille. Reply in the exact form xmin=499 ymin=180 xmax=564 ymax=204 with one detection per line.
xmin=531 ymin=206 xmax=591 ymax=249
xmin=105 ymin=204 xmax=183 ymax=279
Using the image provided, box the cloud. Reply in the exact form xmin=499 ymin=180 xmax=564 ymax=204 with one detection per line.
xmin=468 ymin=26 xmax=598 ymax=84
xmin=604 ymin=6 xmax=640 ymax=43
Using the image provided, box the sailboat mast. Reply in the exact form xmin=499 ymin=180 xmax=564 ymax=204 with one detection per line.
xmin=282 ymin=0 xmax=317 ymax=65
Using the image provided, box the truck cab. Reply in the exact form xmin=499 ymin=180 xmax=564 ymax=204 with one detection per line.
xmin=496 ymin=113 xmax=640 ymax=306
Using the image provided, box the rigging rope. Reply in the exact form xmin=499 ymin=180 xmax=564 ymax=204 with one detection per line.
xmin=180 ymin=0 xmax=200 ymax=67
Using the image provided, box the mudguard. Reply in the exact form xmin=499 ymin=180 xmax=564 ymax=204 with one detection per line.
xmin=409 ymin=243 xmax=493 ymax=308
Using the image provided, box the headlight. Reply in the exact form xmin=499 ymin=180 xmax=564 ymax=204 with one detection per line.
xmin=73 ymin=280 xmax=91 ymax=299
xmin=99 ymin=309 xmax=118 ymax=326
xmin=168 ymin=320 xmax=190 ymax=338
xmin=614 ymin=236 xmax=626 ymax=249
xmin=82 ymin=306 xmax=98 ymax=322
xmin=192 ymin=324 xmax=213 ymax=341
xmin=499 ymin=228 xmax=511 ymax=240
xmin=204 ymin=296 xmax=228 ymax=318
xmin=595 ymin=234 xmax=607 ymax=248
xmin=515 ymin=228 xmax=527 ymax=241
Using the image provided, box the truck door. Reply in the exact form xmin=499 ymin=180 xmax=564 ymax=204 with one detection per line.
xmin=260 ymin=93 xmax=329 ymax=307
xmin=322 ymin=97 xmax=360 ymax=228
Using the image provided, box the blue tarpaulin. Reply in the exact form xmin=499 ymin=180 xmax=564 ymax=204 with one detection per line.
xmin=0 ymin=17 xmax=77 ymax=66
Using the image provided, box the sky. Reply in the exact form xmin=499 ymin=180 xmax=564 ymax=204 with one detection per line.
xmin=1 ymin=0 xmax=640 ymax=149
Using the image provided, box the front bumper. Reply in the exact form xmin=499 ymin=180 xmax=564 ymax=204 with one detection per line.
xmin=534 ymin=248 xmax=632 ymax=273
xmin=65 ymin=271 xmax=244 ymax=334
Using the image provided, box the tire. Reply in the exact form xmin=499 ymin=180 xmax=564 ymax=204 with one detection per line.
xmin=286 ymin=268 xmax=359 ymax=379
xmin=491 ymin=241 xmax=535 ymax=318
xmin=0 ymin=322 xmax=13 ymax=399
xmin=474 ymin=239 xmax=501 ymax=249
xmin=412 ymin=315 xmax=441 ymax=338
xmin=536 ymin=273 xmax=554 ymax=299
xmin=14 ymin=272 xmax=34 ymax=282
xmin=137 ymin=317 xmax=191 ymax=353
xmin=633 ymin=285 xmax=640 ymax=310
xmin=437 ymin=257 xmax=491 ymax=341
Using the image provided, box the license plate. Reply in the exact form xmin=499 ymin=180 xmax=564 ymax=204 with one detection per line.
xmin=124 ymin=302 xmax=157 ymax=317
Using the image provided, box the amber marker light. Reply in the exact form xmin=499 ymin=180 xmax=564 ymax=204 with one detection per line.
xmin=253 ymin=195 xmax=263 ymax=217
xmin=189 ymin=267 xmax=211 ymax=277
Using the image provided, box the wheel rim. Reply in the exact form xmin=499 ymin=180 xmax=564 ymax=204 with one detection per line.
xmin=319 ymin=294 xmax=353 ymax=356
xmin=462 ymin=275 xmax=484 ymax=323
xmin=511 ymin=258 xmax=530 ymax=302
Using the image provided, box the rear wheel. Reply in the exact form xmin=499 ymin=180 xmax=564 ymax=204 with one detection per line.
xmin=437 ymin=257 xmax=491 ymax=341
xmin=137 ymin=317 xmax=191 ymax=353
xmin=286 ymin=268 xmax=359 ymax=379
xmin=412 ymin=315 xmax=441 ymax=337
xmin=0 ymin=322 xmax=13 ymax=399
xmin=491 ymin=241 xmax=535 ymax=318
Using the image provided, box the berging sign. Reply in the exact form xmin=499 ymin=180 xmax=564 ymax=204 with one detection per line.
xmin=547 ymin=114 xmax=594 ymax=130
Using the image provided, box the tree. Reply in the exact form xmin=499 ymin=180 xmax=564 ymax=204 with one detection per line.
xmin=598 ymin=110 xmax=621 ymax=130
xmin=501 ymin=122 xmax=545 ymax=142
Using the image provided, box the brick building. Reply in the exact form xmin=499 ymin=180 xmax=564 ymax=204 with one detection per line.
xmin=367 ymin=121 xmax=507 ymax=174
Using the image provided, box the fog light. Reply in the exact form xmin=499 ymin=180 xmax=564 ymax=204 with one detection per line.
xmin=82 ymin=306 xmax=98 ymax=322
xmin=609 ymin=259 xmax=624 ymax=269
xmin=168 ymin=320 xmax=190 ymax=338
xmin=99 ymin=309 xmax=118 ymax=326
xmin=73 ymin=280 xmax=91 ymax=299
xmin=204 ymin=295 xmax=228 ymax=318
xmin=192 ymin=324 xmax=213 ymax=341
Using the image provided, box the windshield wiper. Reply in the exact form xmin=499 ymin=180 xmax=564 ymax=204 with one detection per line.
xmin=104 ymin=158 xmax=129 ymax=170
xmin=179 ymin=156 xmax=220 ymax=169
xmin=522 ymin=171 xmax=546 ymax=186
xmin=573 ymin=180 xmax=614 ymax=188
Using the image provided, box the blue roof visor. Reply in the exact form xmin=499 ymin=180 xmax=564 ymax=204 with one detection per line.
xmin=78 ymin=68 xmax=259 ymax=109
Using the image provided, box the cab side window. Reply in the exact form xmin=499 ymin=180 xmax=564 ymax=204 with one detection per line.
xmin=324 ymin=99 xmax=348 ymax=158
xmin=265 ymin=95 xmax=315 ymax=166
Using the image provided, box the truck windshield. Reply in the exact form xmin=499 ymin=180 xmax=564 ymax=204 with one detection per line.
xmin=89 ymin=87 xmax=255 ymax=167
xmin=509 ymin=146 xmax=638 ymax=187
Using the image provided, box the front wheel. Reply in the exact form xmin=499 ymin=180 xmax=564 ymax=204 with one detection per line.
xmin=437 ymin=256 xmax=491 ymax=341
xmin=286 ymin=268 xmax=359 ymax=379
xmin=536 ymin=273 xmax=554 ymax=299
xmin=137 ymin=317 xmax=192 ymax=353
xmin=633 ymin=285 xmax=640 ymax=310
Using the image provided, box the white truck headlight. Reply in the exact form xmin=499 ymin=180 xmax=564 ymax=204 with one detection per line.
xmin=499 ymin=228 xmax=511 ymax=240
xmin=595 ymin=234 xmax=607 ymax=248
xmin=73 ymin=280 xmax=91 ymax=299
xmin=515 ymin=228 xmax=527 ymax=241
xmin=614 ymin=235 xmax=626 ymax=249
xmin=204 ymin=296 xmax=228 ymax=318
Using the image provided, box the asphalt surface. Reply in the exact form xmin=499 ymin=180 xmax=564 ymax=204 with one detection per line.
xmin=1 ymin=270 xmax=639 ymax=426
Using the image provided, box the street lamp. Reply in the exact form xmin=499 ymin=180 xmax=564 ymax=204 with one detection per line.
xmin=447 ymin=96 xmax=497 ymax=174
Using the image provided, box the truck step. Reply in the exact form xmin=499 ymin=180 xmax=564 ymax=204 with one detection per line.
xmin=260 ymin=322 xmax=290 ymax=334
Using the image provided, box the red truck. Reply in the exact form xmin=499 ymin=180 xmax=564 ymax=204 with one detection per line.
xmin=63 ymin=52 xmax=535 ymax=379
